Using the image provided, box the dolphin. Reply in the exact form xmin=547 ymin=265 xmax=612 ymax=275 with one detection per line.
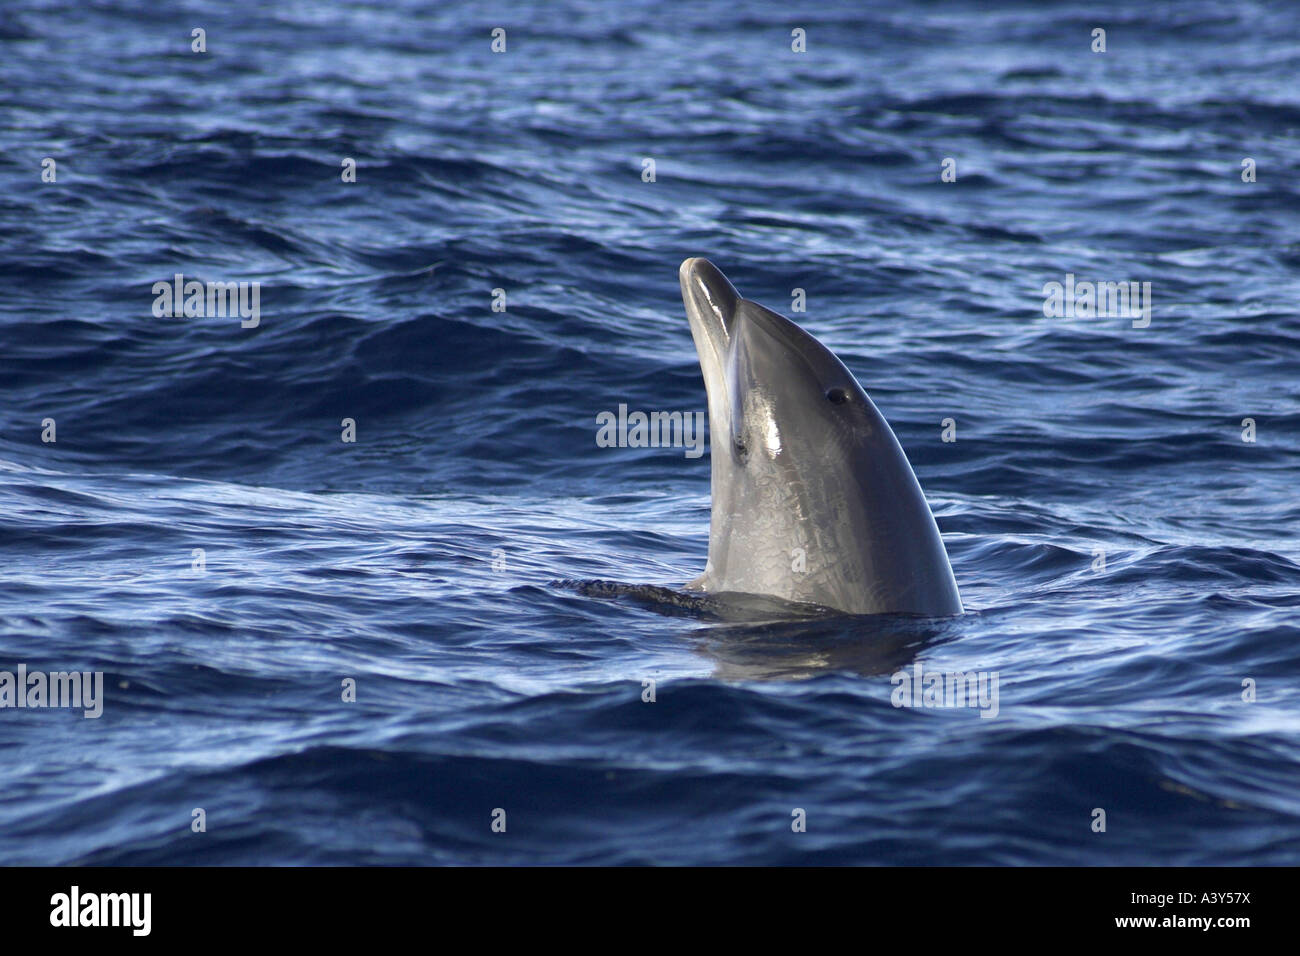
xmin=679 ymin=258 xmax=963 ymax=617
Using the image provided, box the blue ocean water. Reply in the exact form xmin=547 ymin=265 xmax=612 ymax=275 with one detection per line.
xmin=2 ymin=0 xmax=1299 ymax=865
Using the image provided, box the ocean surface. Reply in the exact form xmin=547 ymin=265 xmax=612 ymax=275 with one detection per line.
xmin=1 ymin=0 xmax=1299 ymax=865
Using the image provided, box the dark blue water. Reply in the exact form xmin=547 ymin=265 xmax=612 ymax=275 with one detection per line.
xmin=2 ymin=0 xmax=1299 ymax=865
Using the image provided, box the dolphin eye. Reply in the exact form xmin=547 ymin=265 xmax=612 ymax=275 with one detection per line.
xmin=826 ymin=387 xmax=849 ymax=405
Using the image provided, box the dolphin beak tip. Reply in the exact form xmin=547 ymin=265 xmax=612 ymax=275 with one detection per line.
xmin=679 ymin=257 xmax=739 ymax=328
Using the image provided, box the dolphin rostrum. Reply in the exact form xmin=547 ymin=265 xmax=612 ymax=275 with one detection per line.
xmin=679 ymin=258 xmax=963 ymax=617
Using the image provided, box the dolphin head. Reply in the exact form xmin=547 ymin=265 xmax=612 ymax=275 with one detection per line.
xmin=679 ymin=257 xmax=963 ymax=617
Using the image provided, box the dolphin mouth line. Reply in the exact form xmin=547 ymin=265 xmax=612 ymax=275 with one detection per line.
xmin=679 ymin=257 xmax=738 ymax=443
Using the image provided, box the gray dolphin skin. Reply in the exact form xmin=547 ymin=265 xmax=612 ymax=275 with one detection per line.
xmin=679 ymin=257 xmax=963 ymax=617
